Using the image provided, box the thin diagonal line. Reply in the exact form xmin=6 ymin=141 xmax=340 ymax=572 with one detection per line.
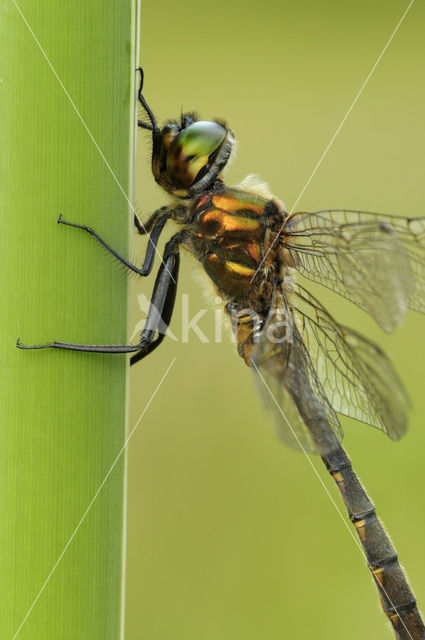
xmin=11 ymin=357 xmax=176 ymax=640
xmin=250 ymin=359 xmax=365 ymax=552
xmin=251 ymin=357 xmax=414 ymax=640
xmin=252 ymin=0 xmax=415 ymax=281
xmin=12 ymin=0 xmax=174 ymax=282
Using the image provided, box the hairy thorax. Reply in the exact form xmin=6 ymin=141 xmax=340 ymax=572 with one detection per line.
xmin=174 ymin=183 xmax=298 ymax=364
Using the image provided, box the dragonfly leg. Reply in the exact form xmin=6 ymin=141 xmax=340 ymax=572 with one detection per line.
xmin=17 ymin=233 xmax=182 ymax=360
xmin=16 ymin=338 xmax=142 ymax=355
xmin=133 ymin=205 xmax=170 ymax=235
xmin=130 ymin=233 xmax=181 ymax=365
xmin=136 ymin=66 xmax=151 ymax=130
xmin=137 ymin=120 xmax=152 ymax=131
xmin=136 ymin=67 xmax=159 ymax=134
xmin=58 ymin=208 xmax=171 ymax=278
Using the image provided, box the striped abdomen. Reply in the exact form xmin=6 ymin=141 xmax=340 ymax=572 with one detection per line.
xmin=324 ymin=446 xmax=425 ymax=639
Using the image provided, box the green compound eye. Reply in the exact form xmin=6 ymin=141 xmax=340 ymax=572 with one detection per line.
xmin=166 ymin=121 xmax=227 ymax=189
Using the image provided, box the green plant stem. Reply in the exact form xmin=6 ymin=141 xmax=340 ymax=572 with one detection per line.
xmin=0 ymin=1 xmax=139 ymax=638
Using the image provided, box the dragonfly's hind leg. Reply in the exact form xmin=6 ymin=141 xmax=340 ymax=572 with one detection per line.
xmin=17 ymin=233 xmax=182 ymax=363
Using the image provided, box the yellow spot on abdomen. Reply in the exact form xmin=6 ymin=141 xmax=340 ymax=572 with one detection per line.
xmin=354 ymin=519 xmax=367 ymax=542
xmin=373 ymin=567 xmax=384 ymax=586
xmin=333 ymin=471 xmax=346 ymax=492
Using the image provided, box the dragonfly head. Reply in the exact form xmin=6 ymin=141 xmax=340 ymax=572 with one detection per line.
xmin=151 ymin=113 xmax=235 ymax=199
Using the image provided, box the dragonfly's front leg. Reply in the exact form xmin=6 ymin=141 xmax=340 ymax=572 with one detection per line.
xmin=57 ymin=207 xmax=173 ymax=277
xmin=17 ymin=233 xmax=182 ymax=361
xmin=136 ymin=66 xmax=159 ymax=134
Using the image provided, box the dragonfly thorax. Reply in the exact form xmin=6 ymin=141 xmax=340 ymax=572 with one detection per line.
xmin=181 ymin=187 xmax=286 ymax=302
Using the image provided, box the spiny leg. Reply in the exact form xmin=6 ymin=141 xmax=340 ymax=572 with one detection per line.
xmin=17 ymin=233 xmax=182 ymax=358
xmin=16 ymin=338 xmax=143 ymax=355
xmin=136 ymin=66 xmax=151 ymax=130
xmin=58 ymin=208 xmax=172 ymax=277
xmin=134 ymin=204 xmax=170 ymax=235
xmin=136 ymin=67 xmax=159 ymax=134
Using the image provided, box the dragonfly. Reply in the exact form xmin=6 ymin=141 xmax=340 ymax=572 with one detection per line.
xmin=18 ymin=69 xmax=425 ymax=639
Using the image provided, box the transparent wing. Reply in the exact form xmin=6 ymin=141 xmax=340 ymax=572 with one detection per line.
xmin=251 ymin=285 xmax=343 ymax=455
xmin=288 ymin=284 xmax=410 ymax=438
xmin=251 ymin=282 xmax=410 ymax=455
xmin=283 ymin=210 xmax=425 ymax=332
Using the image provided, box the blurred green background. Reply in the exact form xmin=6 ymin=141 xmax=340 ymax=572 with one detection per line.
xmin=127 ymin=1 xmax=425 ymax=639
